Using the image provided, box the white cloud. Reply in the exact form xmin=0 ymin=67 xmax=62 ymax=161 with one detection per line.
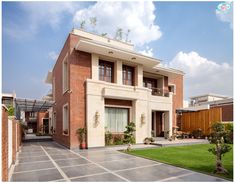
xmin=139 ymin=46 xmax=154 ymax=57
xmin=216 ymin=2 xmax=233 ymax=29
xmin=48 ymin=51 xmax=58 ymax=61
xmin=4 ymin=2 xmax=82 ymax=39
xmin=168 ymin=51 xmax=233 ymax=99
xmin=73 ymin=1 xmax=162 ymax=45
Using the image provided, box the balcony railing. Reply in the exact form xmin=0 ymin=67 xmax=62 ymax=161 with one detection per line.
xmin=151 ymin=87 xmax=169 ymax=97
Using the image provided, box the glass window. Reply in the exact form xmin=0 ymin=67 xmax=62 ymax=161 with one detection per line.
xmin=63 ymin=104 xmax=69 ymax=134
xmin=99 ymin=60 xmax=114 ymax=83
xmin=123 ymin=65 xmax=134 ymax=86
xmin=105 ymin=108 xmax=129 ymax=133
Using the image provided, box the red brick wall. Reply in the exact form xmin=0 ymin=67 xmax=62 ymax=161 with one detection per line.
xmin=52 ymin=34 xmax=71 ymax=148
xmin=69 ymin=34 xmax=91 ymax=148
xmin=37 ymin=112 xmax=49 ymax=133
xmin=2 ymin=107 xmax=8 ymax=181
xmin=169 ymin=75 xmax=184 ymax=127
xmin=53 ymin=34 xmax=92 ymax=148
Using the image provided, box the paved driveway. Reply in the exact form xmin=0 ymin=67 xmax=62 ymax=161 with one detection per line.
xmin=11 ymin=142 xmax=227 ymax=182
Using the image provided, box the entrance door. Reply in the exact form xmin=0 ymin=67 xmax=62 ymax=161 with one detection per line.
xmin=43 ymin=119 xmax=49 ymax=134
xmin=152 ymin=111 xmax=164 ymax=137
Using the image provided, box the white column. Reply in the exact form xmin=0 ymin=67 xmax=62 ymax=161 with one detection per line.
xmin=135 ymin=65 xmax=143 ymax=87
xmin=91 ymin=54 xmax=99 ymax=80
xmin=115 ymin=60 xmax=122 ymax=85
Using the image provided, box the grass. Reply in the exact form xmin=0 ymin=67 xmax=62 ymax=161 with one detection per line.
xmin=126 ymin=144 xmax=233 ymax=180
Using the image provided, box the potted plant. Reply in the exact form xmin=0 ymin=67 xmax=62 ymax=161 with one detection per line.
xmin=63 ymin=129 xmax=68 ymax=135
xmin=144 ymin=137 xmax=155 ymax=145
xmin=76 ymin=128 xmax=87 ymax=149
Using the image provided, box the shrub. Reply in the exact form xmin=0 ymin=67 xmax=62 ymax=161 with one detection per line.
xmin=124 ymin=122 xmax=136 ymax=151
xmin=191 ymin=128 xmax=203 ymax=138
xmin=8 ymin=105 xmax=14 ymax=116
xmin=224 ymin=123 xmax=233 ymax=144
xmin=208 ymin=122 xmax=232 ymax=174
xmin=105 ymin=131 xmax=113 ymax=145
xmin=144 ymin=137 xmax=155 ymax=144
xmin=113 ymin=134 xmax=124 ymax=145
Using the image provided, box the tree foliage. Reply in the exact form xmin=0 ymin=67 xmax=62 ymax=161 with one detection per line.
xmin=8 ymin=105 xmax=14 ymax=116
xmin=208 ymin=122 xmax=232 ymax=174
xmin=124 ymin=122 xmax=136 ymax=151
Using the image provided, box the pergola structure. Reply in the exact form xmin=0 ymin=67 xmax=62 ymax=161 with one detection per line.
xmin=15 ymin=98 xmax=54 ymax=120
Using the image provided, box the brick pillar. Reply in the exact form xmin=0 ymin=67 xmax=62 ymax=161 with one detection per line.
xmin=12 ymin=120 xmax=16 ymax=164
xmin=2 ymin=107 xmax=8 ymax=181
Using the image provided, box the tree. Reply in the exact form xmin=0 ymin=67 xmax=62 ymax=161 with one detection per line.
xmin=8 ymin=105 xmax=14 ymax=116
xmin=115 ymin=28 xmax=123 ymax=40
xmin=208 ymin=122 xmax=232 ymax=174
xmin=125 ymin=29 xmax=131 ymax=42
xmin=89 ymin=17 xmax=97 ymax=32
xmin=80 ymin=20 xmax=86 ymax=29
xmin=101 ymin=33 xmax=107 ymax=37
xmin=123 ymin=122 xmax=136 ymax=151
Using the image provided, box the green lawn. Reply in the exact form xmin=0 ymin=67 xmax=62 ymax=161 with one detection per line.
xmin=126 ymin=144 xmax=233 ymax=180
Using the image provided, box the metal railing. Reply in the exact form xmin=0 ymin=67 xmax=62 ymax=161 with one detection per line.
xmin=151 ymin=87 xmax=169 ymax=97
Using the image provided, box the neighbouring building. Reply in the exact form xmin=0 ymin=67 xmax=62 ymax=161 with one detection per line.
xmin=184 ymin=93 xmax=233 ymax=122
xmin=2 ymin=92 xmax=16 ymax=108
xmin=46 ymin=29 xmax=184 ymax=149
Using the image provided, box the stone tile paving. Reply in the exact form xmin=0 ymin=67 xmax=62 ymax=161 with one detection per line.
xmin=10 ymin=141 xmax=228 ymax=182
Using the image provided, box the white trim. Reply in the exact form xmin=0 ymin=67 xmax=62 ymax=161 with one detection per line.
xmin=168 ymin=83 xmax=176 ymax=95
xmin=62 ymin=103 xmax=69 ymax=136
xmin=62 ymin=53 xmax=69 ymax=94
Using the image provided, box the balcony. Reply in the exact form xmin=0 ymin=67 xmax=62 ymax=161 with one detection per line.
xmin=151 ymin=87 xmax=169 ymax=97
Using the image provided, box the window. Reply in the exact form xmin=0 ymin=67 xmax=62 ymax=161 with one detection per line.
xmin=99 ymin=60 xmax=114 ymax=83
xmin=53 ymin=112 xmax=56 ymax=133
xmin=143 ymin=77 xmax=157 ymax=89
xmin=123 ymin=65 xmax=134 ymax=86
xmin=63 ymin=54 xmax=68 ymax=93
xmin=53 ymin=77 xmax=55 ymax=100
xmin=105 ymin=107 xmax=129 ymax=133
xmin=63 ymin=104 xmax=69 ymax=135
xmin=168 ymin=84 xmax=176 ymax=94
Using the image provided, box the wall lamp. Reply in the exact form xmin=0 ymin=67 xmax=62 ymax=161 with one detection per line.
xmin=94 ymin=111 xmax=100 ymax=127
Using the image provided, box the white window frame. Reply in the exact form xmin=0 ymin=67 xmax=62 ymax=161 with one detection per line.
xmin=62 ymin=103 xmax=69 ymax=135
xmin=52 ymin=112 xmax=56 ymax=134
xmin=52 ymin=76 xmax=55 ymax=100
xmin=168 ymin=83 xmax=176 ymax=95
xmin=105 ymin=106 xmax=130 ymax=133
xmin=62 ymin=53 xmax=69 ymax=94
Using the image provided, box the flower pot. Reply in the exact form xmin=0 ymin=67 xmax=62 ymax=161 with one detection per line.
xmin=80 ymin=143 xmax=87 ymax=149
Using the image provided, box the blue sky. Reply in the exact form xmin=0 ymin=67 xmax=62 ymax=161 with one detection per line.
xmin=2 ymin=1 xmax=233 ymax=100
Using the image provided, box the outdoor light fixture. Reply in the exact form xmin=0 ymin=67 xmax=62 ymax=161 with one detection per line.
xmin=94 ymin=111 xmax=100 ymax=127
xmin=141 ymin=113 xmax=146 ymax=124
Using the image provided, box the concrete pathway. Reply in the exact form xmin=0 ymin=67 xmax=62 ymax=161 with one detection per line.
xmin=11 ymin=142 xmax=228 ymax=182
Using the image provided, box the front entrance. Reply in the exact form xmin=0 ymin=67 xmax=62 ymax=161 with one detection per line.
xmin=152 ymin=111 xmax=164 ymax=137
xmin=43 ymin=118 xmax=49 ymax=134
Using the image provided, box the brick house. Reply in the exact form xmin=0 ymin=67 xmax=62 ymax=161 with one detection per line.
xmin=46 ymin=29 xmax=184 ymax=149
